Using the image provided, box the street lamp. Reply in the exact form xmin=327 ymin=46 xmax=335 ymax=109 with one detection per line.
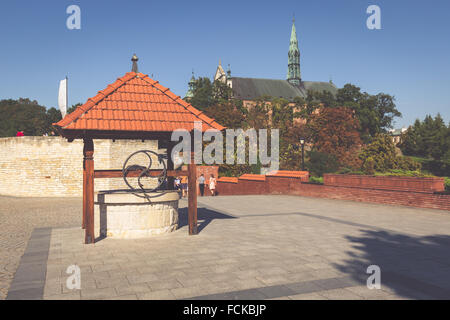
xmin=300 ymin=138 xmax=305 ymax=171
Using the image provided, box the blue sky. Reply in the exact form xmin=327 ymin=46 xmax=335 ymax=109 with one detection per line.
xmin=0 ymin=0 xmax=449 ymax=128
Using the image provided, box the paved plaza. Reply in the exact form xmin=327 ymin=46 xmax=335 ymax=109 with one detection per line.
xmin=3 ymin=195 xmax=450 ymax=300
xmin=0 ymin=196 xmax=80 ymax=300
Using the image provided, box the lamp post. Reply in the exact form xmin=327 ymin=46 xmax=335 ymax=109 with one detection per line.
xmin=300 ymin=138 xmax=305 ymax=171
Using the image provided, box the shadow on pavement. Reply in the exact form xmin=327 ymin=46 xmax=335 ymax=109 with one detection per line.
xmin=178 ymin=206 xmax=237 ymax=233
xmin=332 ymin=229 xmax=450 ymax=299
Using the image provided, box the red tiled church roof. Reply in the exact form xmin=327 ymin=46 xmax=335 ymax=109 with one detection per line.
xmin=54 ymin=72 xmax=225 ymax=132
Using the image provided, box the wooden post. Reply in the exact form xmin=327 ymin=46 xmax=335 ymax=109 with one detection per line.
xmin=83 ymin=138 xmax=95 ymax=244
xmin=188 ymin=152 xmax=198 ymax=235
xmin=82 ymin=160 xmax=86 ymax=229
xmin=166 ymin=141 xmax=175 ymax=190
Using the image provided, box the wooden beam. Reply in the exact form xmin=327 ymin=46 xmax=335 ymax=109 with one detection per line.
xmin=94 ymin=169 xmax=188 ymax=179
xmin=83 ymin=138 xmax=95 ymax=244
xmin=58 ymin=129 xmax=175 ymax=141
xmin=82 ymin=158 xmax=86 ymax=229
xmin=187 ymin=153 xmax=198 ymax=235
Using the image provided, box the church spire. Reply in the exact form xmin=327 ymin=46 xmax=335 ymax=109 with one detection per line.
xmin=186 ymin=70 xmax=195 ymax=99
xmin=287 ymin=17 xmax=301 ymax=86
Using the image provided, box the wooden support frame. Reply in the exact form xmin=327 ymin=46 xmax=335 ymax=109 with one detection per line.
xmin=81 ymin=141 xmax=198 ymax=243
xmin=93 ymin=169 xmax=188 ymax=179
xmin=187 ymin=152 xmax=198 ymax=235
xmin=82 ymin=159 xmax=86 ymax=229
xmin=83 ymin=138 xmax=95 ymax=244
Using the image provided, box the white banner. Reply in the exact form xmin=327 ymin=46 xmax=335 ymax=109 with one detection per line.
xmin=58 ymin=78 xmax=67 ymax=118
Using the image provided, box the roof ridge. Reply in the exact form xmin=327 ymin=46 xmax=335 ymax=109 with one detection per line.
xmin=53 ymin=71 xmax=225 ymax=133
xmin=55 ymin=72 xmax=138 ymax=129
xmin=138 ymin=73 xmax=223 ymax=129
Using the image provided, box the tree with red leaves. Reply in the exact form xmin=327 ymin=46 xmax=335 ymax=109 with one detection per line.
xmin=306 ymin=106 xmax=362 ymax=168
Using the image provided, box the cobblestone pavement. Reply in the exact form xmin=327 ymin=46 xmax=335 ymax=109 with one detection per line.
xmin=0 ymin=196 xmax=81 ymax=300
xmin=4 ymin=195 xmax=450 ymax=300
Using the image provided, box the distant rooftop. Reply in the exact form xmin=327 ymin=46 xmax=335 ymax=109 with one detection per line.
xmin=230 ymin=77 xmax=338 ymax=102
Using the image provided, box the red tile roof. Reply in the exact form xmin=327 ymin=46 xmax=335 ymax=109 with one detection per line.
xmin=54 ymin=72 xmax=225 ymax=132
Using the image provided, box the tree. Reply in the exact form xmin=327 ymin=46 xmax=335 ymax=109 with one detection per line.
xmin=294 ymin=84 xmax=401 ymax=143
xmin=66 ymin=103 xmax=82 ymax=115
xmin=305 ymin=151 xmax=340 ymax=177
xmin=202 ymin=101 xmax=245 ymax=129
xmin=45 ymin=107 xmax=62 ymax=134
xmin=0 ymin=98 xmax=48 ymax=136
xmin=306 ymin=106 xmax=363 ymax=168
xmin=244 ymin=98 xmax=271 ymax=130
xmin=188 ymin=78 xmax=233 ymax=112
xmin=359 ymin=133 xmax=421 ymax=173
xmin=336 ymin=84 xmax=401 ymax=142
xmin=399 ymin=114 xmax=449 ymax=160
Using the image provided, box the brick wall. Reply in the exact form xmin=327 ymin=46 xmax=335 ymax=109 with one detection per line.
xmin=0 ymin=136 xmax=159 ymax=197
xmin=324 ymin=174 xmax=445 ymax=193
xmin=216 ymin=174 xmax=450 ymax=211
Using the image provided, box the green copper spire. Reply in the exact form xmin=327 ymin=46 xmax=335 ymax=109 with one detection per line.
xmin=186 ymin=71 xmax=195 ymax=99
xmin=287 ymin=17 xmax=301 ymax=86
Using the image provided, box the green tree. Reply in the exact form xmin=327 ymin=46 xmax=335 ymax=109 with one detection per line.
xmin=188 ymin=78 xmax=233 ymax=112
xmin=359 ymin=134 xmax=421 ymax=172
xmin=66 ymin=103 xmax=82 ymax=115
xmin=399 ymin=114 xmax=449 ymax=160
xmin=0 ymin=98 xmax=48 ymax=136
xmin=45 ymin=107 xmax=62 ymax=134
xmin=305 ymin=151 xmax=340 ymax=177
xmin=336 ymin=84 xmax=401 ymax=142
xmin=295 ymin=84 xmax=401 ymax=143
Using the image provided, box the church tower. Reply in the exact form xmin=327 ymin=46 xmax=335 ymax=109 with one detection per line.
xmin=185 ymin=71 xmax=196 ymax=99
xmin=287 ymin=17 xmax=301 ymax=86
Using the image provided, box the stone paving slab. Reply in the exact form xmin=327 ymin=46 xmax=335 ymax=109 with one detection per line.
xmin=0 ymin=196 xmax=81 ymax=300
xmin=5 ymin=195 xmax=450 ymax=300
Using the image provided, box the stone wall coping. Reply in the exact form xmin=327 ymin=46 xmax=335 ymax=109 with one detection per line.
xmin=239 ymin=174 xmax=266 ymax=181
xmin=324 ymin=174 xmax=444 ymax=182
xmin=96 ymin=190 xmax=180 ymax=204
xmin=217 ymin=177 xmax=238 ymax=183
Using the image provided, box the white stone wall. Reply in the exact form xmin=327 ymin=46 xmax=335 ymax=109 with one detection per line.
xmin=0 ymin=136 xmax=161 ymax=197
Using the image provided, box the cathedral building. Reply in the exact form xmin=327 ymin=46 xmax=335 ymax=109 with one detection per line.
xmin=188 ymin=18 xmax=337 ymax=106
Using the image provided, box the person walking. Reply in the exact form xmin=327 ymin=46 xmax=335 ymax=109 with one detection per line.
xmin=198 ymin=174 xmax=205 ymax=197
xmin=174 ymin=176 xmax=181 ymax=191
xmin=209 ymin=174 xmax=217 ymax=196
xmin=181 ymin=175 xmax=188 ymax=198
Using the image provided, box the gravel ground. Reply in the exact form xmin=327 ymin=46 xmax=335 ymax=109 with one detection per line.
xmin=0 ymin=196 xmax=81 ymax=300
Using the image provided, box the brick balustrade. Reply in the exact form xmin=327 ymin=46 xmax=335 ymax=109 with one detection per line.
xmin=216 ymin=172 xmax=449 ymax=211
xmin=324 ymin=174 xmax=445 ymax=193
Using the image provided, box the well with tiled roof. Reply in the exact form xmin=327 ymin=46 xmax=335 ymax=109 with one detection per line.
xmin=53 ymin=58 xmax=219 ymax=244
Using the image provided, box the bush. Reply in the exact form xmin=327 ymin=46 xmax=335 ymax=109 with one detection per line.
xmin=394 ymin=157 xmax=422 ymax=171
xmin=336 ymin=167 xmax=352 ymax=174
xmin=421 ymin=159 xmax=450 ymax=177
xmin=359 ymin=134 xmax=421 ymax=173
xmin=305 ymin=151 xmax=340 ymax=177
xmin=374 ymin=170 xmax=434 ymax=178
xmin=309 ymin=176 xmax=324 ymax=184
xmin=334 ymin=169 xmax=365 ymax=175
xmin=445 ymin=177 xmax=450 ymax=191
xmin=362 ymin=157 xmax=376 ymax=175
